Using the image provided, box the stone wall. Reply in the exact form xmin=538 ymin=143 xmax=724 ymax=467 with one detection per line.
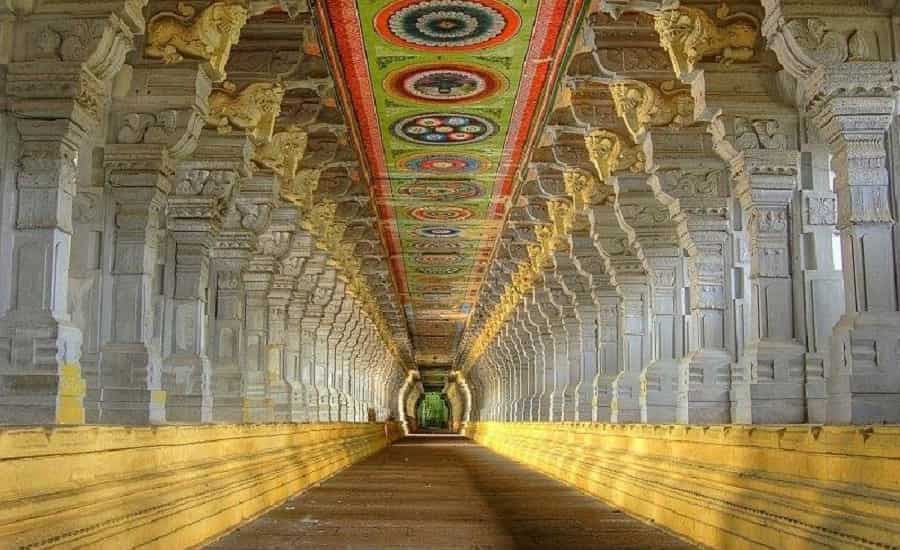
xmin=469 ymin=422 xmax=900 ymax=549
xmin=0 ymin=422 xmax=402 ymax=549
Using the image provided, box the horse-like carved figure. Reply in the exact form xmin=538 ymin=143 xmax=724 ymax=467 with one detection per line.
xmin=146 ymin=2 xmax=248 ymax=78
xmin=207 ymin=82 xmax=286 ymax=143
xmin=654 ymin=5 xmax=759 ymax=77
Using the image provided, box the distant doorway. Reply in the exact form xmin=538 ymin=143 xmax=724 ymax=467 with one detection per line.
xmin=416 ymin=392 xmax=451 ymax=431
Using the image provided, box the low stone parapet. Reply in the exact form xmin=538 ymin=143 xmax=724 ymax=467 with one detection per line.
xmin=0 ymin=422 xmax=402 ymax=549
xmin=468 ymin=422 xmax=900 ymax=549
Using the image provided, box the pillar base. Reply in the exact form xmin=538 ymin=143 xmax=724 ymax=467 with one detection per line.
xmin=677 ymin=349 xmax=732 ymax=424
xmin=828 ymin=312 xmax=900 ymax=424
xmin=731 ymin=340 xmax=806 ymax=424
xmin=593 ymin=374 xmax=616 ymax=422
xmin=611 ymin=371 xmax=641 ymax=423
xmin=640 ymin=359 xmax=678 ymax=423
xmin=98 ymin=388 xmax=167 ymax=424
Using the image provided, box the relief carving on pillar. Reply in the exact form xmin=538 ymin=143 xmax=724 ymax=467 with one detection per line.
xmin=783 ymin=18 xmax=875 ymax=65
xmin=734 ymin=117 xmax=787 ymax=151
xmin=653 ymin=5 xmax=759 ymax=77
xmin=116 ymin=111 xmax=178 ymax=144
xmin=609 ymin=80 xmax=693 ymax=139
xmin=145 ymin=1 xmax=249 ymax=78
xmin=806 ymin=196 xmax=837 ymax=226
xmin=207 ymin=81 xmax=286 ymax=142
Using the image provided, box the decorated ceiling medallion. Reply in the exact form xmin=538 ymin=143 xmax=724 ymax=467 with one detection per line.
xmin=415 ymin=253 xmax=463 ymax=265
xmin=415 ymin=226 xmax=462 ymax=238
xmin=409 ymin=205 xmax=474 ymax=221
xmin=396 ymin=152 xmax=491 ymax=174
xmin=408 ymin=240 xmax=475 ymax=250
xmin=375 ymin=0 xmax=520 ymax=52
xmin=416 ymin=266 xmax=464 ymax=275
xmin=398 ymin=180 xmax=481 ymax=202
xmin=394 ymin=113 xmax=495 ymax=145
xmin=386 ymin=63 xmax=504 ymax=104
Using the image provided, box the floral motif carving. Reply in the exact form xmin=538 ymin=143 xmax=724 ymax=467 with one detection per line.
xmin=145 ymin=1 xmax=249 ymax=78
xmin=653 ymin=5 xmax=759 ymax=76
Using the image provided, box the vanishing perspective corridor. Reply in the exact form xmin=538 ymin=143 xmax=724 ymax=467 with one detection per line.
xmin=1 ymin=0 xmax=900 ymax=548
xmin=209 ymin=436 xmax=695 ymax=550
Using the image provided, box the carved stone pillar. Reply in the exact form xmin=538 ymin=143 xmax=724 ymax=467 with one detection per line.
xmin=242 ymin=269 xmax=273 ymax=422
xmin=762 ymin=0 xmax=900 ymax=423
xmin=312 ymin=267 xmax=336 ymax=422
xmin=732 ymin=151 xmax=807 ymax=423
xmin=267 ymin=275 xmax=292 ymax=422
xmin=611 ymin=276 xmax=651 ymax=423
xmin=796 ymin=144 xmax=844 ymax=423
xmin=612 ymin=174 xmax=686 ymax=424
xmin=0 ymin=2 xmax=145 ymax=424
xmin=531 ymin=286 xmax=558 ymax=421
xmin=595 ymin=293 xmax=619 ymax=422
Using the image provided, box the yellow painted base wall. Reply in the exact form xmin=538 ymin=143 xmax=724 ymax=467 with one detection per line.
xmin=468 ymin=422 xmax=900 ymax=550
xmin=0 ymin=422 xmax=403 ymax=549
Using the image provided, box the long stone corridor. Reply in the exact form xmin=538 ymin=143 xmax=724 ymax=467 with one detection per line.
xmin=208 ymin=435 xmax=695 ymax=550
xmin=2 ymin=0 xmax=900 ymax=548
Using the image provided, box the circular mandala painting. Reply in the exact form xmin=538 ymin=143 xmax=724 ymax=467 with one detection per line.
xmin=409 ymin=205 xmax=474 ymax=221
xmin=394 ymin=113 xmax=495 ymax=145
xmin=396 ymin=153 xmax=491 ymax=175
xmin=415 ymin=253 xmax=463 ymax=265
xmin=398 ymin=180 xmax=481 ymax=202
xmin=375 ymin=0 xmax=520 ymax=52
xmin=386 ymin=63 xmax=504 ymax=104
xmin=415 ymin=226 xmax=462 ymax=238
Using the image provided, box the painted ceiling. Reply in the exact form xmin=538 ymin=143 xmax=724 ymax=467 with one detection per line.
xmin=315 ymin=0 xmax=586 ymax=368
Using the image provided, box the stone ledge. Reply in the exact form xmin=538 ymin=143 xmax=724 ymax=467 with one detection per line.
xmin=0 ymin=422 xmax=402 ymax=549
xmin=467 ymin=422 xmax=900 ymax=550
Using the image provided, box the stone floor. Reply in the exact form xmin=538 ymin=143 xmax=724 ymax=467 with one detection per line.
xmin=207 ymin=435 xmax=697 ymax=549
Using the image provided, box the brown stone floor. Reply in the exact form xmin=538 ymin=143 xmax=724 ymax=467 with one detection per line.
xmin=207 ymin=435 xmax=697 ymax=550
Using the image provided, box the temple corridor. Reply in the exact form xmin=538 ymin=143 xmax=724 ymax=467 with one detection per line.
xmin=208 ymin=435 xmax=695 ymax=550
xmin=2 ymin=0 xmax=900 ymax=548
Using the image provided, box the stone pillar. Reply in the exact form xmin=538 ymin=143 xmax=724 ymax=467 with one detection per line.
xmin=732 ymin=152 xmax=807 ymax=423
xmin=267 ymin=275 xmax=293 ymax=422
xmin=312 ymin=267 xmax=336 ymax=422
xmin=0 ymin=1 xmax=146 ymax=424
xmin=761 ymin=0 xmax=900 ymax=423
xmin=815 ymin=93 xmax=900 ymax=423
xmin=796 ymin=144 xmax=844 ymax=423
xmin=594 ymin=293 xmax=619 ymax=422
xmin=163 ymin=166 xmax=241 ymax=422
xmin=612 ymin=277 xmax=650 ymax=423
xmin=527 ymin=289 xmax=554 ymax=420
xmin=99 ymin=158 xmax=170 ymax=424
xmin=242 ymin=269 xmax=273 ymax=422
xmin=612 ymin=174 xmax=685 ymax=423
